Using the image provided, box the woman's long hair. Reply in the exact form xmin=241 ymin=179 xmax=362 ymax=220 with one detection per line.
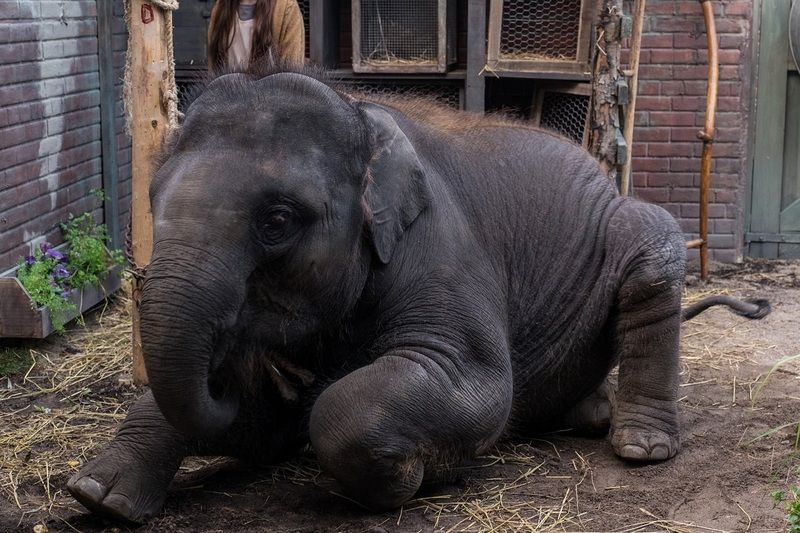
xmin=208 ymin=0 xmax=275 ymax=72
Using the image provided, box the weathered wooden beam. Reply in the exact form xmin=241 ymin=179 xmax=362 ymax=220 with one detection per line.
xmin=128 ymin=0 xmax=173 ymax=385
xmin=589 ymin=0 xmax=624 ymax=184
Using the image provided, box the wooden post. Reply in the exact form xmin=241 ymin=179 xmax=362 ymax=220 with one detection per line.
xmin=128 ymin=0 xmax=172 ymax=385
xmin=619 ymin=0 xmax=646 ymax=196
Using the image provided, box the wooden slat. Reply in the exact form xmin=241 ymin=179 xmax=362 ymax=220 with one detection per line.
xmin=749 ymin=0 xmax=791 ymax=258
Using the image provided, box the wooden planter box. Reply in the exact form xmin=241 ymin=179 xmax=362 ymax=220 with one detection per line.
xmin=352 ymin=0 xmax=457 ymax=73
xmin=487 ymin=0 xmax=594 ymax=78
xmin=0 ymin=261 xmax=122 ymax=339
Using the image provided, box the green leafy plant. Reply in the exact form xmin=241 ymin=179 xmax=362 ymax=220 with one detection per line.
xmin=61 ymin=213 xmax=124 ymax=288
xmin=771 ymin=485 xmax=800 ymax=533
xmin=15 ymin=207 xmax=123 ymax=333
xmin=0 ymin=347 xmax=31 ymax=377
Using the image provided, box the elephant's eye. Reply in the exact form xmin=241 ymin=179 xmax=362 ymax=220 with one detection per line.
xmin=261 ymin=206 xmax=295 ymax=242
xmin=266 ymin=211 xmax=288 ymax=229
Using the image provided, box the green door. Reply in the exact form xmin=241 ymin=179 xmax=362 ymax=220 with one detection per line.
xmin=748 ymin=0 xmax=800 ymax=257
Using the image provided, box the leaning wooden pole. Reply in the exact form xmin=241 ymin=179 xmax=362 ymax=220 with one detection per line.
xmin=620 ymin=0 xmax=646 ymax=196
xmin=696 ymin=0 xmax=719 ymax=281
xmin=127 ymin=0 xmax=178 ymax=385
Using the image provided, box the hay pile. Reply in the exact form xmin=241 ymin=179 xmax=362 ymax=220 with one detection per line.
xmin=0 ymin=296 xmax=134 ymax=523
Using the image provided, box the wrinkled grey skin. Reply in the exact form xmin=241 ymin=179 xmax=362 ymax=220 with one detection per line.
xmin=67 ymin=67 xmax=733 ymax=523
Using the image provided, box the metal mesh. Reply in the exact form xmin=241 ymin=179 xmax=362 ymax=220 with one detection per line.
xmin=539 ymin=91 xmax=589 ymax=144
xmin=297 ymin=0 xmax=310 ymax=58
xmin=499 ymin=0 xmax=582 ymax=60
xmin=358 ymin=0 xmax=439 ymax=65
xmin=343 ymin=81 xmax=462 ymax=109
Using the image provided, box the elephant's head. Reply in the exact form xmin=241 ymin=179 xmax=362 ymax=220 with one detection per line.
xmin=140 ymin=71 xmax=430 ymax=438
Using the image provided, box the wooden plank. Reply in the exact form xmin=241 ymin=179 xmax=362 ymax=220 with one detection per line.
xmin=97 ymin=0 xmax=120 ymax=249
xmin=129 ymin=0 xmax=173 ymax=385
xmin=749 ymin=0 xmax=790 ymax=258
xmin=465 ymin=0 xmax=486 ymax=112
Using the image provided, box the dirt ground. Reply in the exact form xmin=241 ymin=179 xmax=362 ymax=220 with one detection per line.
xmin=1 ymin=259 xmax=799 ymax=533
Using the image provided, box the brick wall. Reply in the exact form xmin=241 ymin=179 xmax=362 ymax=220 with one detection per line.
xmin=0 ymin=0 xmax=131 ymax=271
xmin=630 ymin=0 xmax=752 ymax=262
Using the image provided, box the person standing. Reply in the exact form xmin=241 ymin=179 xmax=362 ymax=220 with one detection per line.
xmin=207 ymin=0 xmax=305 ymax=71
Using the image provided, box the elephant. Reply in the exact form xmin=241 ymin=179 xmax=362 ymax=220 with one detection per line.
xmin=67 ymin=65 xmax=769 ymax=524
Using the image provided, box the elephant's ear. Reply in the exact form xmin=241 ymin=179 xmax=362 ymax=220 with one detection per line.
xmin=359 ymin=102 xmax=431 ymax=264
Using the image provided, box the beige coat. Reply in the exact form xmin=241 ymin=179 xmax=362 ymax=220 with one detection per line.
xmin=220 ymin=0 xmax=305 ymax=68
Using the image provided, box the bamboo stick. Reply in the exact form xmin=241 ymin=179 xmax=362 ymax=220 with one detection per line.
xmin=698 ymin=0 xmax=719 ymax=280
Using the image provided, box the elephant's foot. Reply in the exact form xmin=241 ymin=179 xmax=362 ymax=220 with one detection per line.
xmin=561 ymin=379 xmax=615 ymax=436
xmin=610 ymin=399 xmax=680 ymax=461
xmin=68 ymin=440 xmax=179 ymax=523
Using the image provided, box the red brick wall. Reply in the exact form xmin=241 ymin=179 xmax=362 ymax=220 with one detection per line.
xmin=0 ymin=0 xmax=131 ymax=271
xmin=630 ymin=0 xmax=752 ymax=262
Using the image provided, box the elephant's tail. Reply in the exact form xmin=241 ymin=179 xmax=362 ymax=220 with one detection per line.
xmin=681 ymin=295 xmax=771 ymax=321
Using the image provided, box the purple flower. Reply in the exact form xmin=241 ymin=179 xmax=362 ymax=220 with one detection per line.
xmin=61 ymin=288 xmax=73 ymax=298
xmin=52 ymin=264 xmax=69 ymax=278
xmin=24 ymin=255 xmax=36 ymax=266
xmin=45 ymin=248 xmax=65 ymax=262
xmin=39 ymin=242 xmax=52 ymax=254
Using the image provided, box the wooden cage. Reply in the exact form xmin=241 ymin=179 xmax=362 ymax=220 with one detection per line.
xmin=352 ymin=0 xmax=457 ymax=73
xmin=530 ymin=82 xmax=592 ymax=146
xmin=487 ymin=0 xmax=594 ymax=78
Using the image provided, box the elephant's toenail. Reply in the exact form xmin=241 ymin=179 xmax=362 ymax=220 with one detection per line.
xmin=649 ymin=444 xmax=669 ymax=460
xmin=70 ymin=476 xmax=107 ymax=501
xmin=620 ymin=444 xmax=649 ymax=460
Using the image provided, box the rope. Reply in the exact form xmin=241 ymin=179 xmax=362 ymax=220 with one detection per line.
xmin=122 ymin=0 xmax=180 ymax=136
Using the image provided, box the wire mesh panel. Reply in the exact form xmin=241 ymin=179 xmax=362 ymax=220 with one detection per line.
xmin=338 ymin=80 xmax=464 ymax=109
xmin=487 ymin=0 xmax=594 ymax=76
xmin=531 ymin=83 xmax=591 ymax=146
xmin=500 ymin=0 xmax=581 ymax=60
xmin=352 ymin=0 xmax=457 ymax=73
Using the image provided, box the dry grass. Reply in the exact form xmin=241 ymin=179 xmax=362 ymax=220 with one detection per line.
xmin=0 ymin=296 xmax=134 ymax=522
xmin=396 ymin=443 xmax=582 ymax=533
xmin=680 ymin=287 xmax=774 ymax=372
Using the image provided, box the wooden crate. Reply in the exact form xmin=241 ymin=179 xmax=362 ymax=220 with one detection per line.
xmin=487 ymin=0 xmax=594 ymax=77
xmin=352 ymin=0 xmax=457 ymax=73
xmin=530 ymin=81 xmax=592 ymax=146
xmin=0 ymin=264 xmax=122 ymax=339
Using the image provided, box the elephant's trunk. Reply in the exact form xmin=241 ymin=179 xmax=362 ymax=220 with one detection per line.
xmin=139 ymin=242 xmax=246 ymax=438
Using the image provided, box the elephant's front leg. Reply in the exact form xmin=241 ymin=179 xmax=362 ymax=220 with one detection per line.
xmin=67 ymin=391 xmax=188 ymax=523
xmin=310 ymin=352 xmax=512 ymax=509
xmin=68 ymin=389 xmax=301 ymax=523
